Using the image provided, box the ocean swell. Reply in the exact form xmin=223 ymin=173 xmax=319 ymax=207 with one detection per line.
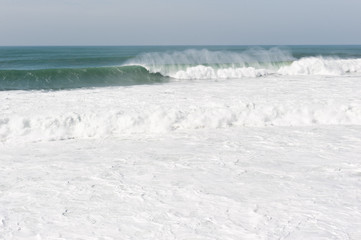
xmin=2 ymin=48 xmax=361 ymax=90
xmin=0 ymin=66 xmax=167 ymax=90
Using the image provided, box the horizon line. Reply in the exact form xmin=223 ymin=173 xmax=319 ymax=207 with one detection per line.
xmin=1 ymin=44 xmax=361 ymax=47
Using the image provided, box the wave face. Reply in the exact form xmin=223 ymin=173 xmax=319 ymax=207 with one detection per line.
xmin=1 ymin=46 xmax=361 ymax=90
xmin=0 ymin=66 xmax=167 ymax=90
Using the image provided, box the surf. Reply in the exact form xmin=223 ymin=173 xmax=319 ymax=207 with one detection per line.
xmin=2 ymin=47 xmax=361 ymax=90
xmin=2 ymin=97 xmax=361 ymax=143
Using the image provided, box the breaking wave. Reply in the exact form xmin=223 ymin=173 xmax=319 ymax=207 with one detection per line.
xmin=278 ymin=57 xmax=361 ymax=76
xmin=129 ymin=49 xmax=361 ymax=79
xmin=126 ymin=48 xmax=293 ymax=78
xmin=167 ymin=57 xmax=361 ymax=79
xmin=2 ymin=48 xmax=361 ymax=90
xmin=0 ymin=66 xmax=167 ymax=90
xmin=127 ymin=49 xmax=361 ymax=80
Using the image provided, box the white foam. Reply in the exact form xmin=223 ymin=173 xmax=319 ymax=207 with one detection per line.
xmin=2 ymin=98 xmax=361 ymax=143
xmin=126 ymin=48 xmax=293 ymax=77
xmin=127 ymin=49 xmax=361 ymax=79
xmin=2 ymin=72 xmax=361 ymax=239
xmin=2 ymin=72 xmax=361 ymax=143
xmin=172 ymin=57 xmax=361 ymax=79
xmin=171 ymin=66 xmax=270 ymax=79
xmin=278 ymin=57 xmax=361 ymax=76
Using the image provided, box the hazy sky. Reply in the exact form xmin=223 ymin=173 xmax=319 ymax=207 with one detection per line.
xmin=1 ymin=0 xmax=360 ymax=45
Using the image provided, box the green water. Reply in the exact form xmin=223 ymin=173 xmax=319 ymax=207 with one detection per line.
xmin=1 ymin=45 xmax=361 ymax=90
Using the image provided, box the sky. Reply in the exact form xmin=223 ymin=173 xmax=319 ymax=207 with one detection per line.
xmin=0 ymin=0 xmax=360 ymax=46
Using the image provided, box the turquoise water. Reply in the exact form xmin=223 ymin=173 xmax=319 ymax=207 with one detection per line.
xmin=1 ymin=45 xmax=361 ymax=90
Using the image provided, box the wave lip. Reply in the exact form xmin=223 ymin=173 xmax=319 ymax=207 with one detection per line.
xmin=0 ymin=66 xmax=168 ymax=91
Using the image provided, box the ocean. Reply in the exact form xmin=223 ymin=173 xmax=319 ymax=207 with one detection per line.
xmin=1 ymin=46 xmax=361 ymax=239
xmin=1 ymin=45 xmax=361 ymax=90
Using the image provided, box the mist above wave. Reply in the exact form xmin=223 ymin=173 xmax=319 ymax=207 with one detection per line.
xmin=2 ymin=48 xmax=361 ymax=91
xmin=127 ymin=48 xmax=293 ymax=75
xmin=128 ymin=48 xmax=293 ymax=65
xmin=126 ymin=49 xmax=361 ymax=79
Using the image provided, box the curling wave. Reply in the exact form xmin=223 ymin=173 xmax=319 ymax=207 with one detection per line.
xmin=0 ymin=66 xmax=168 ymax=91
xmin=2 ymin=48 xmax=361 ymax=90
xmin=127 ymin=49 xmax=361 ymax=80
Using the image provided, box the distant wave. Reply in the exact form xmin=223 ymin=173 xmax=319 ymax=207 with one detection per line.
xmin=0 ymin=66 xmax=167 ymax=90
xmin=278 ymin=57 xmax=361 ymax=75
xmin=126 ymin=48 xmax=294 ymax=75
xmin=127 ymin=49 xmax=361 ymax=79
xmin=2 ymin=49 xmax=361 ymax=90
xmin=158 ymin=57 xmax=361 ymax=80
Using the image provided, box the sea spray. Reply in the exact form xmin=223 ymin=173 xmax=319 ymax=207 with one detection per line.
xmin=2 ymin=46 xmax=361 ymax=90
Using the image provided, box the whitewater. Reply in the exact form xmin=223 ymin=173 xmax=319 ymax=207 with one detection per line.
xmin=1 ymin=46 xmax=361 ymax=239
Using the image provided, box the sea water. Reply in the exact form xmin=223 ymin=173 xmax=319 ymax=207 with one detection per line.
xmin=1 ymin=46 xmax=361 ymax=239
xmin=1 ymin=45 xmax=361 ymax=90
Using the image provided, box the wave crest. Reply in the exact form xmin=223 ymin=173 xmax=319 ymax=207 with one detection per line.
xmin=278 ymin=57 xmax=361 ymax=75
xmin=127 ymin=48 xmax=293 ymax=76
xmin=172 ymin=66 xmax=270 ymax=79
xmin=127 ymin=49 xmax=361 ymax=79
